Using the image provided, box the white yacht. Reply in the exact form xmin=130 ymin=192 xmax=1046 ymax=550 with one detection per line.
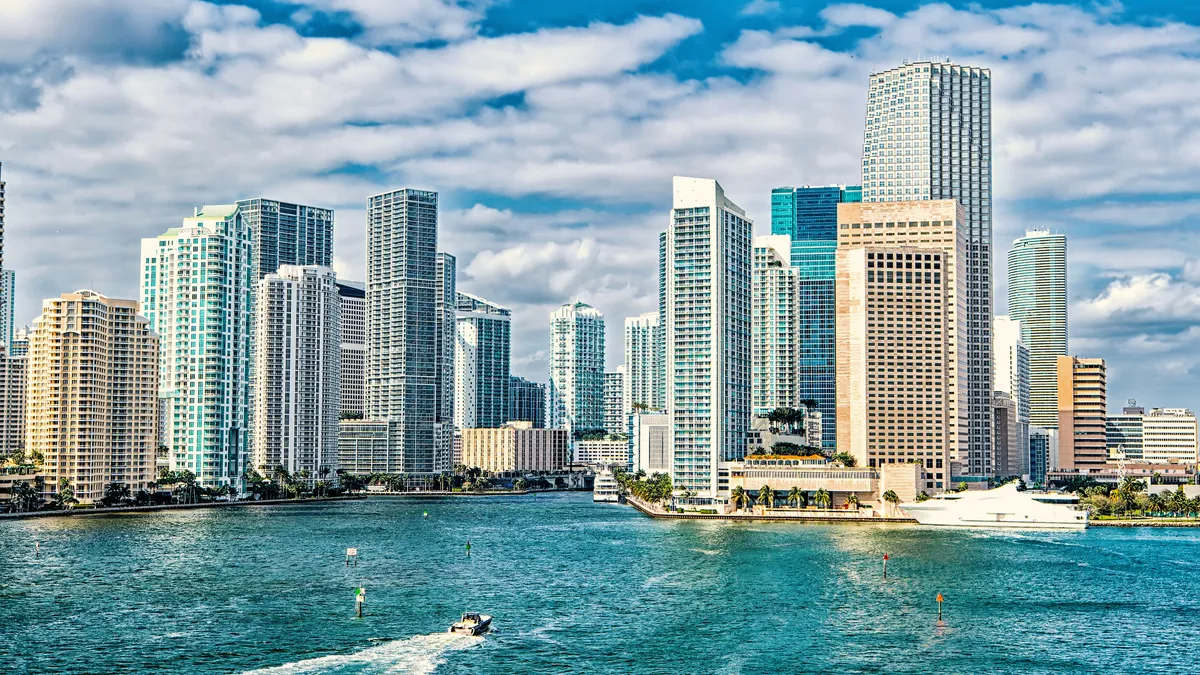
xmin=593 ymin=468 xmax=620 ymax=503
xmin=900 ymin=482 xmax=1088 ymax=530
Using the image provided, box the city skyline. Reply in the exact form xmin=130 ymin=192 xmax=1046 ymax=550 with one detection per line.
xmin=1 ymin=1 xmax=1199 ymax=413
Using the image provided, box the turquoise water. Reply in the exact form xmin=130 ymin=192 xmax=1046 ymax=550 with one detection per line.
xmin=1 ymin=493 xmax=1197 ymax=674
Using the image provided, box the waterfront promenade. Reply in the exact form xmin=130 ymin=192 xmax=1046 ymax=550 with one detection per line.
xmin=624 ymin=495 xmax=917 ymax=523
xmin=0 ymin=495 xmax=365 ymax=520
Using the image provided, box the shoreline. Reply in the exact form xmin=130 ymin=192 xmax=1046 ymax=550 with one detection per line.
xmin=0 ymin=495 xmax=366 ymax=521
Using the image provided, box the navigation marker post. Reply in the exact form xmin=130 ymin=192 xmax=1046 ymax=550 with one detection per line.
xmin=346 ymin=548 xmax=358 ymax=567
xmin=355 ymin=586 xmax=366 ymax=618
xmin=882 ymin=553 xmax=889 ymax=579
xmin=936 ymin=593 xmax=944 ymax=625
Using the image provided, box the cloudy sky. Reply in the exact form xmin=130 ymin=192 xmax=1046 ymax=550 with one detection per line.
xmin=2 ymin=0 xmax=1199 ymax=412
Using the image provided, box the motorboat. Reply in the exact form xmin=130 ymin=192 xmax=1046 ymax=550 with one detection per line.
xmin=593 ymin=467 xmax=620 ymax=503
xmin=449 ymin=612 xmax=492 ymax=636
xmin=900 ymin=482 xmax=1088 ymax=530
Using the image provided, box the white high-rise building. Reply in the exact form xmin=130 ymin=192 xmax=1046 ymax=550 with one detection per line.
xmin=336 ymin=281 xmax=366 ymax=417
xmin=1142 ymin=408 xmax=1199 ymax=464
xmin=623 ymin=311 xmax=662 ymax=413
xmin=454 ymin=292 xmax=511 ymax=430
xmin=366 ymin=189 xmax=439 ymax=475
xmin=631 ymin=412 xmax=671 ymax=474
xmin=547 ymin=301 xmax=605 ymax=435
xmin=0 ymin=348 xmax=25 ymax=456
xmin=1008 ymin=229 xmax=1067 ymax=429
xmin=604 ymin=367 xmax=625 ymax=435
xmin=434 ymin=252 xmax=456 ymax=472
xmin=141 ymin=205 xmax=253 ymax=488
xmin=752 ymin=234 xmax=799 ymax=416
xmin=994 ymin=315 xmax=1030 ymax=474
xmin=665 ymin=176 xmax=752 ymax=498
xmin=862 ymin=60 xmax=993 ymax=476
xmin=252 ymin=266 xmax=340 ymax=483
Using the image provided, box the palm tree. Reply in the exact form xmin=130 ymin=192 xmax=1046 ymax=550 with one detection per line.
xmin=10 ymin=481 xmax=40 ymax=512
xmin=787 ymin=486 xmax=803 ymax=508
xmin=51 ymin=477 xmax=79 ymax=510
xmin=729 ymin=486 xmax=748 ymax=512
xmin=882 ymin=489 xmax=900 ymax=516
xmin=915 ymin=491 xmax=931 ymax=503
xmin=846 ymin=493 xmax=859 ymax=511
xmin=756 ymin=485 xmax=775 ymax=509
xmin=813 ymin=488 xmax=831 ymax=509
xmin=102 ymin=481 xmax=131 ymax=507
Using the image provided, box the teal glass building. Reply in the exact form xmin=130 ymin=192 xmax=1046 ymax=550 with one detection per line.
xmin=769 ymin=185 xmax=861 ymax=450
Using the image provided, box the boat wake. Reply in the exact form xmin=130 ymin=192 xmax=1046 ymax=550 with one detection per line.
xmin=238 ymin=632 xmax=479 ymax=675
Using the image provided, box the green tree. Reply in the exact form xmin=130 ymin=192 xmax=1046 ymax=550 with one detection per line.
xmin=729 ymin=486 xmax=748 ymax=511
xmin=787 ymin=486 xmax=803 ymax=508
xmin=51 ymin=477 xmax=79 ymax=510
xmin=756 ymin=485 xmax=775 ymax=509
xmin=846 ymin=493 xmax=859 ymax=510
xmin=956 ymin=481 xmax=969 ymax=493
xmin=813 ymin=488 xmax=831 ymax=509
xmin=830 ymin=452 xmax=856 ymax=467
xmin=882 ymin=489 xmax=900 ymax=516
xmin=101 ymin=482 xmax=131 ymax=507
xmin=915 ymin=491 xmax=931 ymax=503
xmin=9 ymin=481 xmax=40 ymax=512
xmin=513 ymin=477 xmax=529 ymax=491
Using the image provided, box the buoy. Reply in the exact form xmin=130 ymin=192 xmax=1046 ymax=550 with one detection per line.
xmin=882 ymin=552 xmax=889 ymax=579
xmin=936 ymin=593 xmax=944 ymax=624
xmin=355 ymin=586 xmax=366 ymax=618
xmin=423 ymin=511 xmax=428 ymax=519
xmin=466 ymin=540 xmax=472 ymax=557
xmin=34 ymin=541 xmax=40 ymax=558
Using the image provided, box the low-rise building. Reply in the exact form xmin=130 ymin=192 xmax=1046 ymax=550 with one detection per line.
xmin=1048 ymin=462 xmax=1195 ymax=487
xmin=461 ymin=422 xmax=569 ymax=473
xmin=1142 ymin=408 xmax=1199 ymax=464
xmin=575 ymin=438 xmax=629 ymax=469
xmin=724 ymin=455 xmax=924 ymax=510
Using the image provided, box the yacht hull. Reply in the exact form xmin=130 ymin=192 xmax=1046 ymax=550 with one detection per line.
xmin=900 ymin=483 xmax=1088 ymax=530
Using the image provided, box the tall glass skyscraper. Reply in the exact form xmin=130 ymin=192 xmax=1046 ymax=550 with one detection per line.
xmin=547 ymin=301 xmax=606 ymax=435
xmin=366 ymin=188 xmax=438 ymax=475
xmin=236 ymin=198 xmax=334 ymax=280
xmin=769 ymin=185 xmax=860 ymax=450
xmin=665 ymin=176 xmax=752 ymax=498
xmin=454 ymin=292 xmax=511 ymax=430
xmin=861 ymin=59 xmax=993 ymax=475
xmin=1008 ymin=229 xmax=1067 ymax=429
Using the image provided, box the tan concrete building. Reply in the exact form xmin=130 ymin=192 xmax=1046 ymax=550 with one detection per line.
xmin=461 ymin=421 xmax=569 ymax=473
xmin=1056 ymin=356 xmax=1106 ymax=469
xmin=0 ymin=349 xmax=26 ymax=457
xmin=837 ymin=200 xmax=988 ymax=478
xmin=836 ymin=244 xmax=951 ymax=493
xmin=26 ymin=291 xmax=159 ymax=504
xmin=725 ymin=456 xmax=924 ymax=509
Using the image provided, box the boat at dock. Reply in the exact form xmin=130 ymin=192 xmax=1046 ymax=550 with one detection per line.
xmin=450 ymin=612 xmax=492 ymax=636
xmin=900 ymin=482 xmax=1088 ymax=530
xmin=593 ymin=467 xmax=620 ymax=503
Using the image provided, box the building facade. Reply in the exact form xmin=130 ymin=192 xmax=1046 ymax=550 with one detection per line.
xmin=1056 ymin=356 xmax=1106 ymax=470
xmin=994 ymin=315 xmax=1031 ymax=473
xmin=836 ymin=245 xmax=950 ymax=493
xmin=235 ymin=198 xmax=333 ymax=281
xmin=508 ymin=376 xmax=546 ymax=428
xmin=434 ymin=252 xmax=456 ymax=471
xmin=26 ymin=291 xmax=158 ymax=504
xmin=547 ymin=301 xmax=605 ymax=435
xmin=461 ymin=422 xmax=570 ymax=473
xmin=1029 ymin=427 xmax=1054 ymax=485
xmin=770 ymin=185 xmax=861 ymax=450
xmin=665 ymin=177 xmax=753 ymax=498
xmin=836 ymin=200 xmax=972 ymax=479
xmin=992 ymin=391 xmax=1020 ymax=477
xmin=366 ymin=188 xmax=438 ymax=475
xmin=623 ymin=311 xmax=663 ymax=413
xmin=631 ymin=412 xmax=671 ymax=474
xmin=1007 ymin=230 xmax=1067 ymax=429
xmin=751 ymin=235 xmax=799 ymax=417
xmin=604 ymin=367 xmax=625 ymax=435
xmin=336 ymin=281 xmax=366 ymax=418
xmin=141 ymin=205 xmax=253 ymax=487
xmin=252 ymin=266 xmax=340 ymax=483
xmin=575 ymin=438 xmax=630 ymax=468
xmin=861 ymin=60 xmax=993 ymax=477
xmin=1106 ymin=400 xmax=1144 ymax=460
xmin=1142 ymin=408 xmax=1199 ymax=464
xmin=0 ymin=269 xmax=14 ymax=349
xmin=336 ymin=420 xmax=394 ymax=475
xmin=454 ymin=292 xmax=511 ymax=430
xmin=0 ymin=349 xmax=25 ymax=456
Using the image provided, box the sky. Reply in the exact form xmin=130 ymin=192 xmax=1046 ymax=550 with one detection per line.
xmin=2 ymin=0 xmax=1200 ymax=413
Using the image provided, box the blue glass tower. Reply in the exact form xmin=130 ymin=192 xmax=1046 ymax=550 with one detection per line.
xmin=769 ymin=185 xmax=861 ymax=451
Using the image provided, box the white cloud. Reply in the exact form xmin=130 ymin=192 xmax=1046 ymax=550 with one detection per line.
xmin=820 ymin=4 xmax=896 ymax=29
xmin=740 ymin=0 xmax=782 ymax=17
xmin=1073 ymin=273 xmax=1200 ymax=325
xmin=0 ymin=0 xmax=190 ymax=64
xmin=301 ymin=0 xmax=491 ymax=45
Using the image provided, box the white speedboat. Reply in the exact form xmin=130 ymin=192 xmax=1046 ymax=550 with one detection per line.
xmin=450 ymin=612 xmax=492 ymax=636
xmin=593 ymin=468 xmax=620 ymax=503
xmin=900 ymin=482 xmax=1088 ymax=530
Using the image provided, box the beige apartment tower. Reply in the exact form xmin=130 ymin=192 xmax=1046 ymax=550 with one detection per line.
xmin=1056 ymin=356 xmax=1106 ymax=470
xmin=837 ymin=200 xmax=970 ymax=481
xmin=836 ymin=246 xmax=950 ymax=492
xmin=461 ymin=422 xmax=569 ymax=473
xmin=26 ymin=291 xmax=159 ymax=504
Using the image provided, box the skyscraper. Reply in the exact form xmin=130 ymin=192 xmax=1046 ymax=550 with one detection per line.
xmin=836 ymin=245 xmax=950 ymax=491
xmin=336 ymin=281 xmax=366 ymax=418
xmin=141 ymin=205 xmax=253 ymax=487
xmin=994 ymin=315 xmax=1030 ymax=473
xmin=0 ymin=161 xmax=5 ymax=269
xmin=0 ymin=269 xmax=14 ymax=349
xmin=861 ymin=60 xmax=993 ymax=475
xmin=1008 ymin=229 xmax=1067 ymax=429
xmin=509 ymin=376 xmax=546 ymax=428
xmin=604 ymin=367 xmax=625 ymax=435
xmin=235 ymin=198 xmax=334 ymax=280
xmin=26 ymin=291 xmax=158 ymax=504
xmin=751 ymin=234 xmax=798 ymax=416
xmin=366 ymin=188 xmax=438 ymax=475
xmin=0 ymin=347 xmax=25 ymax=456
xmin=252 ymin=266 xmax=340 ymax=483
xmin=837 ymin=200 xmax=972 ymax=476
xmin=547 ymin=301 xmax=605 ymax=435
xmin=454 ymin=292 xmax=511 ymax=430
xmin=434 ymin=252 xmax=456 ymax=471
xmin=665 ymin=176 xmax=752 ymax=498
xmin=769 ymin=185 xmax=861 ymax=450
xmin=623 ymin=311 xmax=663 ymax=413
xmin=1056 ymin=356 xmax=1106 ymax=470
